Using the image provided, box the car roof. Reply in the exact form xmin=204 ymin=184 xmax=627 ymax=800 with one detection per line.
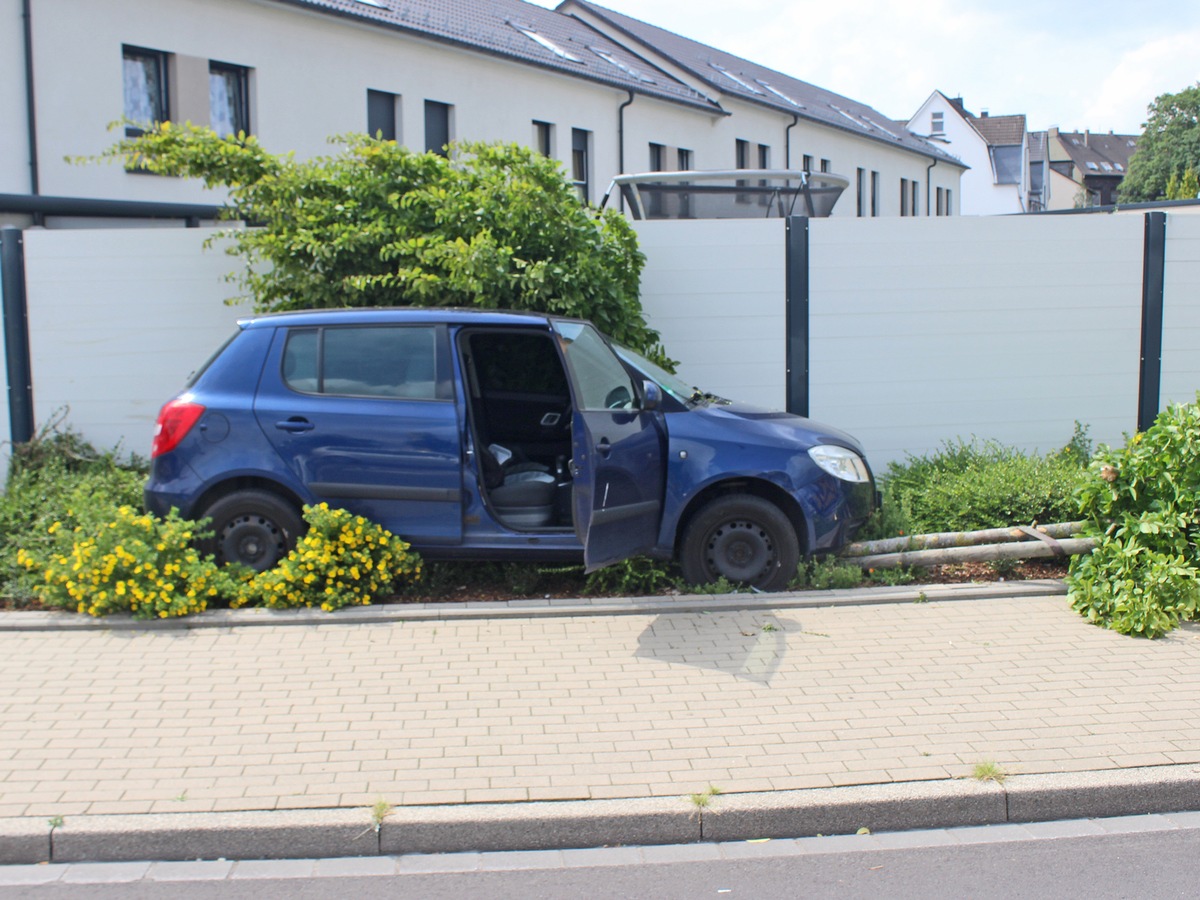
xmin=236 ymin=307 xmax=561 ymax=329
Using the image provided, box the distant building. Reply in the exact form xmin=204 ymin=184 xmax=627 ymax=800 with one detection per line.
xmin=907 ymin=91 xmax=1028 ymax=216
xmin=1 ymin=0 xmax=964 ymax=228
xmin=1039 ymin=128 xmax=1139 ymax=210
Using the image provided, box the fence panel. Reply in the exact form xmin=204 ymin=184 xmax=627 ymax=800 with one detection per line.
xmin=23 ymin=228 xmax=244 ymax=455
xmin=634 ymin=219 xmax=788 ymax=410
xmin=1161 ymin=214 xmax=1200 ymax=410
xmin=807 ymin=215 xmax=1146 ymax=465
xmin=7 ymin=213 xmax=1200 ymax=473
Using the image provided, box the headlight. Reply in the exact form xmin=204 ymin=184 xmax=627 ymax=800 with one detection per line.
xmin=808 ymin=445 xmax=871 ymax=483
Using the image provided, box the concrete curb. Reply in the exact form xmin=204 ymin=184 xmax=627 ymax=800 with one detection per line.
xmin=2 ymin=764 xmax=1196 ymax=865
xmin=0 ymin=579 xmax=1066 ymax=632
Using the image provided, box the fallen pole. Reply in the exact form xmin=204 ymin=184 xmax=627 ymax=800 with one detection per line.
xmin=840 ymin=522 xmax=1086 ymax=558
xmin=846 ymin=537 xmax=1097 ymax=570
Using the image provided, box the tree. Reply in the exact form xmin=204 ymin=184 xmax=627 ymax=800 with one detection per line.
xmin=1166 ymin=167 xmax=1199 ymax=200
xmin=1119 ymin=82 xmax=1200 ymax=202
xmin=99 ymin=124 xmax=664 ymax=355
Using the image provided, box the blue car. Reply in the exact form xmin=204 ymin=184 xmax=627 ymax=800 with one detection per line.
xmin=145 ymin=308 xmax=875 ymax=591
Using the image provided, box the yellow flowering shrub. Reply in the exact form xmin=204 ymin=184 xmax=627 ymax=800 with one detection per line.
xmin=233 ymin=504 xmax=421 ymax=611
xmin=17 ymin=505 xmax=236 ymax=619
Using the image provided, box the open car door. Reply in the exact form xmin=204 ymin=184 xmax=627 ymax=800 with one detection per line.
xmin=552 ymin=321 xmax=666 ymax=571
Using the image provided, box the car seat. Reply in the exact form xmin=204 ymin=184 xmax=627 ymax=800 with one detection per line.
xmin=479 ymin=444 xmax=557 ymax=528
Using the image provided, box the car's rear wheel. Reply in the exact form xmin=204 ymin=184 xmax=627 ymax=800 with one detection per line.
xmin=201 ymin=490 xmax=303 ymax=572
xmin=679 ymin=495 xmax=800 ymax=592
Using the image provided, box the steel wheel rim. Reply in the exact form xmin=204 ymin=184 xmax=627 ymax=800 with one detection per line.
xmin=704 ymin=518 xmax=777 ymax=583
xmin=219 ymin=513 xmax=285 ymax=569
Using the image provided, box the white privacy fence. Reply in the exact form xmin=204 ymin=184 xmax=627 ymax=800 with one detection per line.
xmin=1 ymin=212 xmax=1197 ymax=471
xmin=636 ymin=213 xmax=1194 ymax=467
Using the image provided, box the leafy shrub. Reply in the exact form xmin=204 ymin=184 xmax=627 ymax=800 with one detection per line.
xmin=584 ymin=557 xmax=678 ymax=596
xmin=794 ymin=556 xmax=865 ymax=590
xmin=17 ymin=505 xmax=234 ymax=618
xmin=99 ymin=127 xmax=665 ymax=359
xmin=879 ymin=428 xmax=1089 ymax=535
xmin=866 ymin=566 xmax=917 ymax=587
xmin=233 ymin=504 xmax=421 ymax=611
xmin=1 ymin=426 xmax=145 ymax=601
xmin=1067 ymin=401 xmax=1200 ymax=637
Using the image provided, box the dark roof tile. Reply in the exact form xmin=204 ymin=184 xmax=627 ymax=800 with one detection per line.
xmin=566 ymin=0 xmax=962 ymax=165
xmin=972 ymin=114 xmax=1026 ymax=147
xmin=275 ymin=0 xmax=717 ymax=111
xmin=1054 ymin=131 xmax=1139 ymax=176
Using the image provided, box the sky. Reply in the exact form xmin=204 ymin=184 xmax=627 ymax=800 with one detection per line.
xmin=527 ymin=0 xmax=1200 ymax=135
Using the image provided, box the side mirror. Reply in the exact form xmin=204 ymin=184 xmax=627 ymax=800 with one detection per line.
xmin=641 ymin=380 xmax=662 ymax=411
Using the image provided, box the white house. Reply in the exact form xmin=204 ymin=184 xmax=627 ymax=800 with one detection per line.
xmin=908 ymin=91 xmax=1030 ymax=216
xmin=1 ymin=0 xmax=964 ymax=227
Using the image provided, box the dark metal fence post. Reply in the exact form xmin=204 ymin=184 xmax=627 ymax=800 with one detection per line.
xmin=785 ymin=216 xmax=810 ymax=417
xmin=1137 ymin=212 xmax=1167 ymax=433
xmin=1 ymin=225 xmax=35 ymax=445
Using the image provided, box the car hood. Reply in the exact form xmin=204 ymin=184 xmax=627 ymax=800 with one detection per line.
xmin=681 ymin=398 xmax=868 ymax=456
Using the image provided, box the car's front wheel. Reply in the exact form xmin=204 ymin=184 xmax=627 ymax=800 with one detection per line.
xmin=201 ymin=490 xmax=303 ymax=572
xmin=679 ymin=495 xmax=800 ymax=591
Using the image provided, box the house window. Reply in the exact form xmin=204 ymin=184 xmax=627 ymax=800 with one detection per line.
xmin=802 ymin=154 xmax=813 ymax=173
xmin=368 ymin=89 xmax=398 ymax=141
xmin=900 ymin=178 xmax=910 ymax=216
xmin=911 ymin=180 xmax=919 ymax=216
xmin=123 ymin=45 xmax=169 ymax=136
xmin=931 ymin=111 xmax=944 ymax=135
xmin=735 ymin=139 xmax=750 ymax=169
xmin=209 ymin=62 xmax=249 ymax=138
xmin=856 ymin=168 xmax=865 ymax=217
xmin=820 ymin=159 xmax=831 ymax=173
xmin=533 ymin=120 xmax=553 ymax=156
xmin=425 ymin=100 xmax=452 ymax=156
xmin=936 ymin=187 xmax=945 ymax=216
xmin=572 ymin=128 xmax=591 ymax=203
xmin=871 ymin=170 xmax=880 ymax=216
xmin=735 ymin=139 xmax=750 ymax=202
xmin=677 ymin=148 xmax=692 ymax=170
xmin=946 ymin=189 xmax=953 ymax=215
xmin=757 ymin=144 xmax=770 ymax=169
xmin=649 ymin=142 xmax=666 ymax=171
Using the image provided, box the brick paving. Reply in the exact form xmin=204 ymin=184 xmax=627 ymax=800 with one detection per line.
xmin=2 ymin=594 xmax=1199 ymax=820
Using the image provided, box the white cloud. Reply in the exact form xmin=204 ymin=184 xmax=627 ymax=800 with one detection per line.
xmin=1079 ymin=33 xmax=1200 ymax=133
xmin=530 ymin=0 xmax=1196 ymax=133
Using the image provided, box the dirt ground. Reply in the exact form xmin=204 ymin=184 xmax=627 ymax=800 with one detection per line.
xmin=0 ymin=558 xmax=1070 ymax=612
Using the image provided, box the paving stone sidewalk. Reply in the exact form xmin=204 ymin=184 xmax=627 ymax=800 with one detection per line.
xmin=2 ymin=593 xmax=1199 ymax=821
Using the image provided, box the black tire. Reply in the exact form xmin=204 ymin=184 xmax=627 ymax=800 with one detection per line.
xmin=200 ymin=490 xmax=303 ymax=572
xmin=679 ymin=495 xmax=801 ymax=592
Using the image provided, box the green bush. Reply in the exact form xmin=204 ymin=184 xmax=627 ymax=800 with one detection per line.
xmin=97 ymin=127 xmax=666 ymax=359
xmin=1067 ymin=400 xmax=1200 ymax=637
xmin=794 ymin=556 xmax=865 ymax=590
xmin=584 ymin=556 xmax=678 ymax=596
xmin=0 ymin=427 xmax=145 ymax=601
xmin=878 ymin=428 xmax=1090 ymax=535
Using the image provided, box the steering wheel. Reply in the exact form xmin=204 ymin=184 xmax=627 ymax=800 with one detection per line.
xmin=604 ymin=386 xmax=633 ymax=409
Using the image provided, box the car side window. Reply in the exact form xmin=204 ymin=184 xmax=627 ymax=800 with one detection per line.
xmin=282 ymin=326 xmax=439 ymax=399
xmin=552 ymin=321 xmax=639 ymax=410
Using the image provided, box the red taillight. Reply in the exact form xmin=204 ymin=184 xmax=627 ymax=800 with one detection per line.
xmin=151 ymin=400 xmax=206 ymax=458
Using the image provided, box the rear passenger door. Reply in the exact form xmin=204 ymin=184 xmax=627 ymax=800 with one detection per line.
xmin=253 ymin=324 xmax=464 ymax=546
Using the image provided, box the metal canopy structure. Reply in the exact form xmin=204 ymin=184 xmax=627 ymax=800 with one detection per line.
xmin=603 ymin=169 xmax=849 ymax=219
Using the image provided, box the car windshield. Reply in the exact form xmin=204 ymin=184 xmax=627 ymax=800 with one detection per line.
xmin=613 ymin=343 xmax=707 ymax=406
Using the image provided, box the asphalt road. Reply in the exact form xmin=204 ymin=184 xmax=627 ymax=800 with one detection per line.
xmin=4 ymin=816 xmax=1198 ymax=899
